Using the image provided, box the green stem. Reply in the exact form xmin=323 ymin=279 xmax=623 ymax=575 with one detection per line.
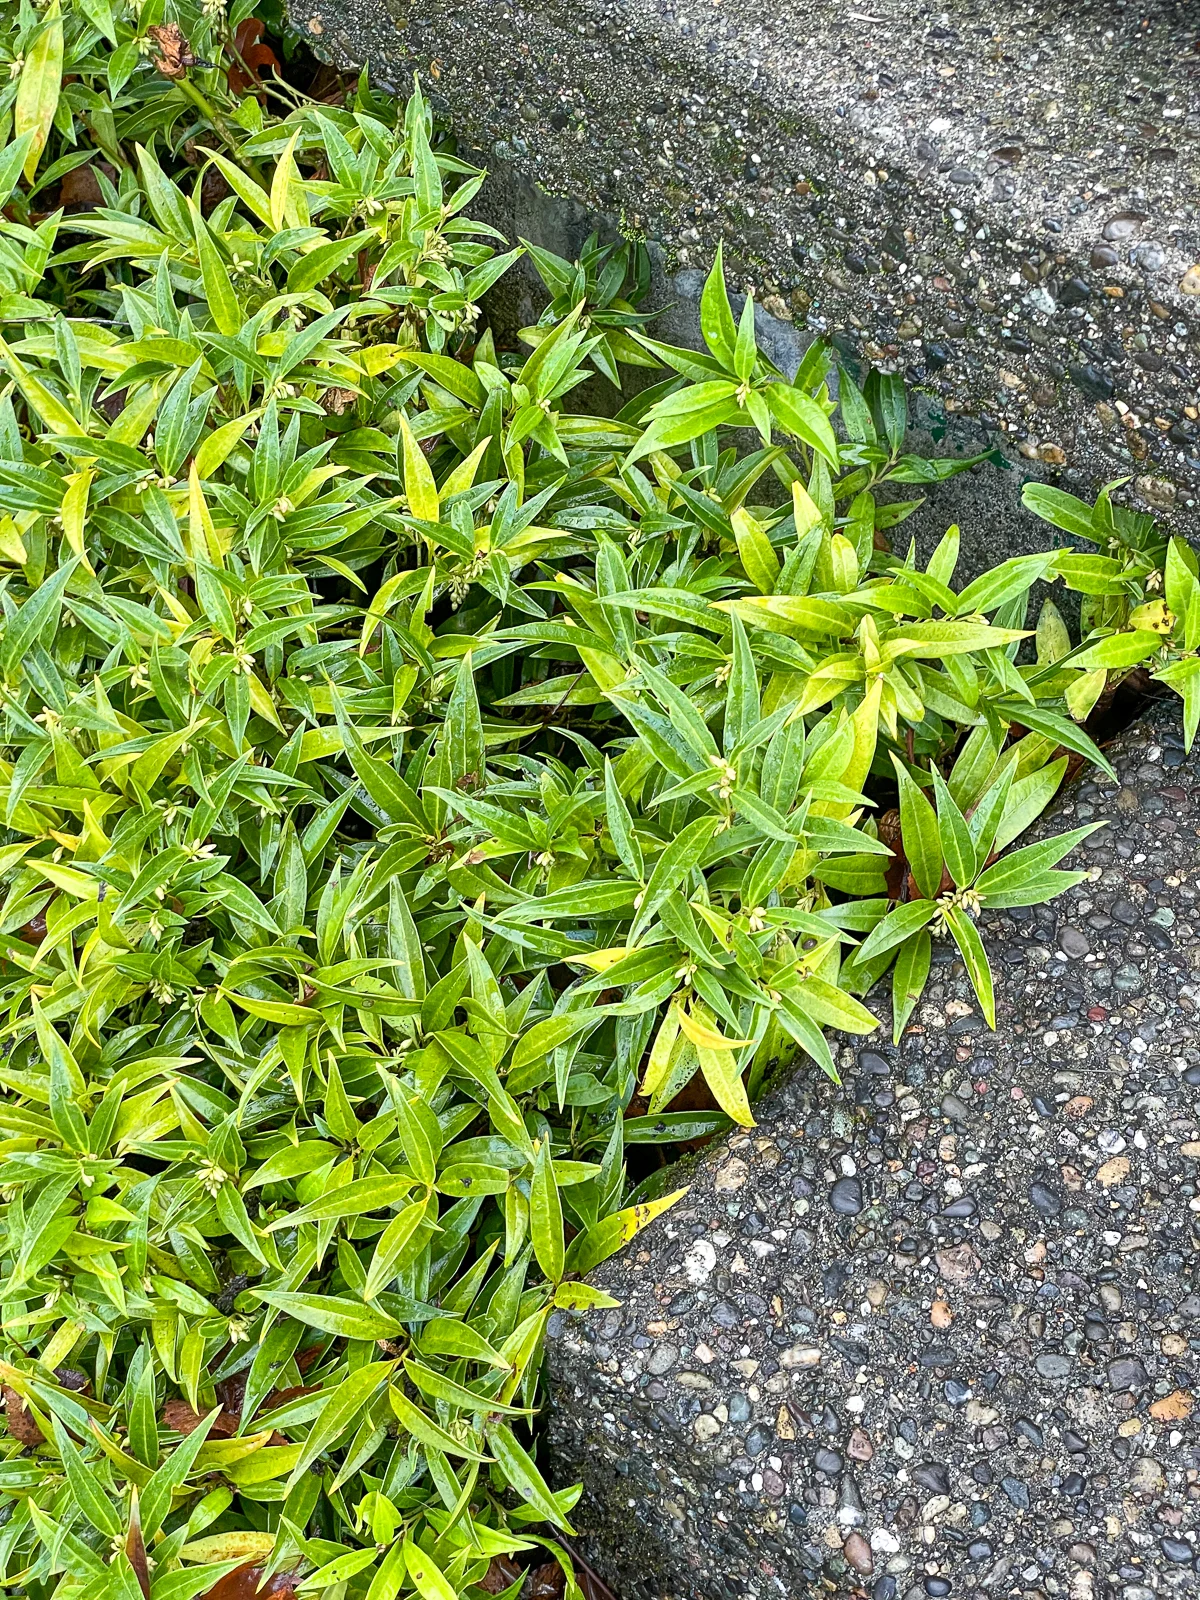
xmin=175 ymin=75 xmax=240 ymax=155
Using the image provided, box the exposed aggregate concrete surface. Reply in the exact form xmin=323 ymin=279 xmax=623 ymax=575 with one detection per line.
xmin=287 ymin=0 xmax=1200 ymax=524
xmin=545 ymin=699 xmax=1200 ymax=1598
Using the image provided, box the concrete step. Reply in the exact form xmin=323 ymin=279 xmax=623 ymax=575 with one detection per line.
xmin=543 ymin=699 xmax=1200 ymax=1598
xmin=290 ymin=0 xmax=1200 ymax=539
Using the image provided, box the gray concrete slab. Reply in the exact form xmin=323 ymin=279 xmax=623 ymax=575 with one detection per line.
xmin=544 ymin=700 xmax=1200 ymax=1598
xmin=290 ymin=0 xmax=1200 ymax=540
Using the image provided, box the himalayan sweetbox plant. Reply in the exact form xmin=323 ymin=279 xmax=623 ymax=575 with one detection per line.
xmin=1024 ymin=478 xmax=1200 ymax=744
xmin=0 ymin=3 xmax=1193 ymax=1598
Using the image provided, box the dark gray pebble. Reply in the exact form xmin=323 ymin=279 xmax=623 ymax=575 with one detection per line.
xmin=1108 ymin=1357 xmax=1148 ymax=1391
xmin=913 ymin=1461 xmax=951 ymax=1495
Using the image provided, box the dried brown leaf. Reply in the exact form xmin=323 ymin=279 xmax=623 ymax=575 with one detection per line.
xmin=127 ymin=1491 xmax=151 ymax=1600
xmin=479 ymin=1556 xmax=523 ymax=1594
xmin=161 ymin=1398 xmax=239 ymax=1437
xmin=521 ymin=1563 xmax=564 ymax=1600
xmin=201 ymin=1564 xmax=300 ymax=1600
xmin=146 ymin=24 xmax=196 ymax=79
xmin=2 ymin=1387 xmax=41 ymax=1446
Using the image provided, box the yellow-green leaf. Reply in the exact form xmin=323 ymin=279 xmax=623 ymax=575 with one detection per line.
xmin=179 ymin=1532 xmax=275 ymax=1564
xmin=676 ymin=1006 xmax=753 ymax=1054
xmin=399 ymin=412 xmax=439 ymax=522
xmin=194 ymin=411 xmax=260 ymax=478
xmin=403 ymin=1533 xmax=457 ymax=1600
xmin=732 ymin=506 xmax=780 ymax=595
xmin=14 ymin=2 xmax=63 ymax=182
xmin=564 ymin=1188 xmax=687 ymax=1275
xmin=695 ymin=1044 xmax=755 ymax=1127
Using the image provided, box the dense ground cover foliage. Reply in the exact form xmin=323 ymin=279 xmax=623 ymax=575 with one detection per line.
xmin=2 ymin=3 xmax=1200 ymax=1598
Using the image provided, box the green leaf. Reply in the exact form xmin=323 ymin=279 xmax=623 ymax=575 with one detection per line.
xmin=403 ymin=1358 xmax=525 ymax=1416
xmin=14 ymin=1 xmax=63 ymax=182
xmin=530 ymin=1138 xmax=565 ymax=1283
xmin=188 ymin=203 xmax=242 ymax=337
xmin=365 ymin=1199 xmax=433 ymax=1300
xmin=403 ymin=1532 xmax=458 ymax=1600
xmin=976 ymin=868 xmax=1091 ymax=909
xmin=284 ymin=1361 xmax=395 ymax=1491
xmin=267 ymin=1175 xmax=418 ymax=1230
xmin=714 ymin=594 xmax=855 ymax=638
xmin=446 ymin=652 xmax=485 ymax=796
xmin=1022 ymin=483 xmax=1097 ymax=540
xmin=943 ymin=906 xmax=994 ymax=1028
xmin=52 ymin=1418 xmax=122 ymax=1538
xmin=140 ymin=1407 xmax=220 ymax=1540
xmin=1068 ymin=629 xmax=1161 ymax=673
xmin=287 ymin=232 xmax=373 ymax=294
xmin=733 ymin=294 xmax=757 ymax=382
xmin=954 ymin=553 xmax=1055 ymax=618
xmin=732 ymin=506 xmax=781 ymax=596
xmin=930 ymin=766 xmax=975 ymax=889
xmin=628 ymin=394 xmax=742 ymax=461
xmin=420 ymin=1317 xmax=509 ymax=1368
xmin=783 ymin=975 xmax=877 ymax=1035
xmin=997 ymin=700 xmax=1115 ymax=781
xmin=399 ymin=412 xmax=439 ymax=522
xmin=510 ymin=1013 xmax=598 ymax=1077
xmin=487 ymin=1423 xmax=574 ymax=1532
xmin=1053 ymin=552 xmax=1128 ymax=595
xmin=856 ymin=899 xmax=937 ymax=965
xmin=891 ymin=928 xmax=931 ymax=1043
xmin=699 ymin=242 xmax=737 ymax=367
xmin=1035 ymin=599 xmax=1072 ymax=666
xmin=892 ymin=756 xmax=942 ymax=899
xmin=3 ymin=557 xmax=79 ymax=680
xmin=387 ymin=1387 xmax=487 ymax=1461
xmin=603 ymin=757 xmax=643 ymax=882
xmin=766 ymin=384 xmax=839 ymax=467
xmin=993 ymin=756 xmax=1068 ymax=854
xmin=255 ymin=1292 xmax=404 ymax=1342
xmin=0 ymin=133 xmax=35 ymax=207
xmin=974 ymin=823 xmax=1105 ymax=898
xmin=630 ymin=815 xmax=719 ymax=943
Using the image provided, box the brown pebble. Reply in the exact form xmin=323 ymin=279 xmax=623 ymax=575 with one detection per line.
xmin=843 ymin=1531 xmax=873 ymax=1574
xmin=848 ymin=1426 xmax=874 ymax=1462
xmin=935 ymin=1242 xmax=979 ymax=1283
xmin=714 ymin=1157 xmax=748 ymax=1193
xmin=931 ymin=1300 xmax=953 ymax=1328
xmin=1149 ymin=1389 xmax=1194 ymax=1422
